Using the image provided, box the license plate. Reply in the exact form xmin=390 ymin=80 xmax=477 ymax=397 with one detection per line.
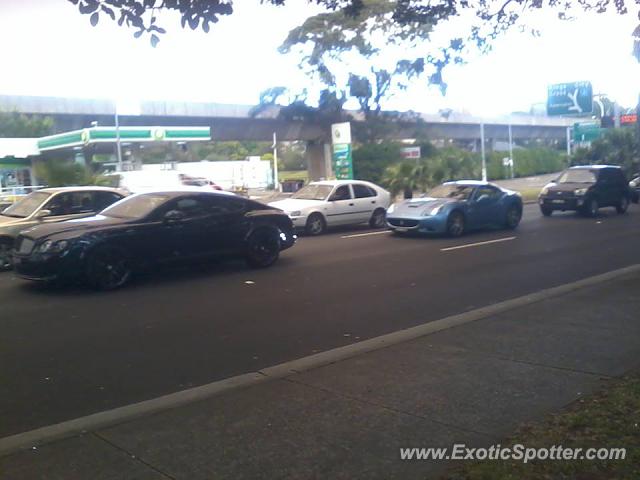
xmin=395 ymin=227 xmax=409 ymax=232
xmin=551 ymin=199 xmax=565 ymax=204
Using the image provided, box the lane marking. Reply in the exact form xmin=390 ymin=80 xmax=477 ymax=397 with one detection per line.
xmin=341 ymin=230 xmax=392 ymax=239
xmin=1 ymin=263 xmax=639 ymax=455
xmin=441 ymin=236 xmax=516 ymax=252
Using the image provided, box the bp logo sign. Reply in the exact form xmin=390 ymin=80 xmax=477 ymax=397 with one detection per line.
xmin=153 ymin=128 xmax=166 ymax=141
xmin=81 ymin=129 xmax=90 ymax=145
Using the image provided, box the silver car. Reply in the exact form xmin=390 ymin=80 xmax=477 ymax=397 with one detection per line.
xmin=0 ymin=187 xmax=126 ymax=269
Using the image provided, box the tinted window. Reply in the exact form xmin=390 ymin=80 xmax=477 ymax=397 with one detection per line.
xmin=102 ymin=194 xmax=170 ymax=219
xmin=330 ymin=185 xmax=351 ymax=201
xmin=45 ymin=192 xmax=94 ymax=216
xmin=205 ymin=195 xmax=247 ymax=215
xmin=174 ymin=197 xmax=209 ymax=218
xmin=94 ymin=191 xmax=123 ymax=211
xmin=353 ymin=184 xmax=376 ymax=198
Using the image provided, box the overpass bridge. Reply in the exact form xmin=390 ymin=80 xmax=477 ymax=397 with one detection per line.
xmin=0 ymin=95 xmax=574 ymax=180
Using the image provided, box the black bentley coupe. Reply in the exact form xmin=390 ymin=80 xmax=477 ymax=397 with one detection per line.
xmin=12 ymin=190 xmax=296 ymax=290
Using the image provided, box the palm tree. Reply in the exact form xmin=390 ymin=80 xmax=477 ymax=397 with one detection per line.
xmin=382 ymin=160 xmax=432 ymax=198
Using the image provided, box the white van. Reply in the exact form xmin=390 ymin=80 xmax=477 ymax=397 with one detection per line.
xmin=104 ymin=171 xmax=223 ymax=194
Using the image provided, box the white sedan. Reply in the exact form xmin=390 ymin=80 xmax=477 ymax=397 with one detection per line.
xmin=269 ymin=180 xmax=391 ymax=235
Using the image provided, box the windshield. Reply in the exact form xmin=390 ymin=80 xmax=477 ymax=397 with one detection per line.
xmin=291 ymin=184 xmax=333 ymax=201
xmin=557 ymin=169 xmax=597 ymax=184
xmin=101 ymin=193 xmax=170 ymax=219
xmin=1 ymin=191 xmax=50 ymax=218
xmin=426 ymin=184 xmax=475 ymax=200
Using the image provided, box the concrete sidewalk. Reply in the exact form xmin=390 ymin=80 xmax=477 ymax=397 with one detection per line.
xmin=2 ymin=270 xmax=640 ymax=479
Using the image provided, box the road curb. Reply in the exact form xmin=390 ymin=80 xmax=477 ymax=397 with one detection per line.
xmin=2 ymin=263 xmax=639 ymax=456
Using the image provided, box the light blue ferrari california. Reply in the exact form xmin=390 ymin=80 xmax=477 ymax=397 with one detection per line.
xmin=386 ymin=181 xmax=523 ymax=237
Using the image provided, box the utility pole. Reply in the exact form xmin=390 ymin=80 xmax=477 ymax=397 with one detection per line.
xmin=272 ymin=132 xmax=280 ymax=192
xmin=480 ymin=122 xmax=487 ymax=181
xmin=566 ymin=126 xmax=572 ymax=157
xmin=508 ymin=122 xmax=514 ymax=179
xmin=114 ymin=102 xmax=123 ymax=171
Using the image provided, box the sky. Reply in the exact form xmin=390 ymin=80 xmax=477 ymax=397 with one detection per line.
xmin=1 ymin=0 xmax=639 ymax=117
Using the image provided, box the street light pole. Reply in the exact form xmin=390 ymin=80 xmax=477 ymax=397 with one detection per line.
xmin=508 ymin=122 xmax=514 ymax=179
xmin=272 ymin=132 xmax=280 ymax=192
xmin=114 ymin=102 xmax=123 ymax=171
xmin=480 ymin=122 xmax=487 ymax=181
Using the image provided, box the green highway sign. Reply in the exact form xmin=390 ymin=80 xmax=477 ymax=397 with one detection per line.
xmin=573 ymin=122 xmax=601 ymax=142
xmin=547 ymin=81 xmax=593 ymax=116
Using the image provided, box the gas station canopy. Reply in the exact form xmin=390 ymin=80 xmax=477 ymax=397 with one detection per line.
xmin=37 ymin=126 xmax=211 ymax=152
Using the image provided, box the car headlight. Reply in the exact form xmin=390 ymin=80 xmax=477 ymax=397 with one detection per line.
xmin=386 ymin=204 xmax=396 ymax=214
xmin=574 ymin=188 xmax=588 ymax=196
xmin=424 ymin=204 xmax=444 ymax=216
xmin=289 ymin=210 xmax=302 ymax=217
xmin=38 ymin=239 xmax=69 ymax=254
xmin=540 ymin=186 xmax=550 ymax=196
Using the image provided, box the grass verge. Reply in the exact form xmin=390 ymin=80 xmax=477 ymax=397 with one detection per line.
xmin=445 ymin=375 xmax=640 ymax=479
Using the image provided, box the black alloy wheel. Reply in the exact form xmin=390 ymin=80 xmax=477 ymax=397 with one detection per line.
xmin=246 ymin=229 xmax=280 ymax=268
xmin=86 ymin=247 xmax=132 ymax=290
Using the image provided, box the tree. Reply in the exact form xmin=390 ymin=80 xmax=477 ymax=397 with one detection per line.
xmin=70 ymin=0 xmax=640 ymax=85
xmin=0 ymin=112 xmax=53 ymax=138
xmin=352 ymin=141 xmax=402 ymax=184
xmin=33 ymin=160 xmax=110 ymax=187
xmin=571 ymin=128 xmax=640 ymax=174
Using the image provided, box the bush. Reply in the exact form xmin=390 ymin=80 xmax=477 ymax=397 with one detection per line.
xmin=34 ymin=161 xmax=110 ymax=187
xmin=352 ymin=142 xmax=402 ymax=184
xmin=487 ymin=147 xmax=567 ymax=180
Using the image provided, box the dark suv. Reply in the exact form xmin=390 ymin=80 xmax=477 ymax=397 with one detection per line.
xmin=538 ymin=165 xmax=631 ymax=217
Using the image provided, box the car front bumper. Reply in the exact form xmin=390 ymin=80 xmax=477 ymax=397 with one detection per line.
xmin=13 ymin=250 xmax=83 ymax=282
xmin=386 ymin=214 xmax=448 ymax=234
xmin=539 ymin=195 xmax=585 ymax=210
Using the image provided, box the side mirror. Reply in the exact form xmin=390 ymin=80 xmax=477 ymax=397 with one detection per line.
xmin=35 ymin=209 xmax=52 ymax=220
xmin=164 ymin=210 xmax=185 ymax=223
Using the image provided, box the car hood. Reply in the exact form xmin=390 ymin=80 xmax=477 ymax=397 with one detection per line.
xmin=0 ymin=214 xmax=28 ymax=228
xmin=389 ymin=197 xmax=458 ymax=216
xmin=19 ymin=215 xmax=130 ymax=240
xmin=268 ymin=198 xmax=326 ymax=212
xmin=545 ymin=182 xmax=594 ymax=192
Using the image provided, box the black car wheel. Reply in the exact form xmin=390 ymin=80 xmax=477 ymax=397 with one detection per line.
xmin=246 ymin=228 xmax=280 ymax=268
xmin=616 ymin=196 xmax=629 ymax=214
xmin=583 ymin=197 xmax=599 ymax=217
xmin=446 ymin=211 xmax=465 ymax=237
xmin=369 ymin=208 xmax=386 ymax=229
xmin=86 ymin=247 xmax=132 ymax=290
xmin=0 ymin=240 xmax=13 ymax=271
xmin=505 ymin=205 xmax=522 ymax=229
xmin=540 ymin=206 xmax=553 ymax=217
xmin=305 ymin=213 xmax=326 ymax=236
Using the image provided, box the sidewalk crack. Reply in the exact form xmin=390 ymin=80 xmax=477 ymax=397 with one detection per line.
xmin=91 ymin=431 xmax=177 ymax=480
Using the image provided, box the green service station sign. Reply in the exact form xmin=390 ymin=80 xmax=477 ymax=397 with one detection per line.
xmin=331 ymin=122 xmax=354 ymax=180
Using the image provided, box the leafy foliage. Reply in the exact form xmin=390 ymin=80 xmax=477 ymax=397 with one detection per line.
xmin=0 ymin=112 xmax=54 ymax=138
xmin=34 ymin=161 xmax=110 ymax=187
xmin=487 ymin=147 xmax=567 ymax=180
xmin=352 ymin=141 xmax=402 ymax=184
xmin=571 ymin=128 xmax=640 ymax=174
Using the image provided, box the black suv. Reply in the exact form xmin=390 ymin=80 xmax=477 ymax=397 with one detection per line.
xmin=538 ymin=165 xmax=631 ymax=217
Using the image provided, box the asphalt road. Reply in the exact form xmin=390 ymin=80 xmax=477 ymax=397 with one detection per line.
xmin=1 ymin=203 xmax=640 ymax=437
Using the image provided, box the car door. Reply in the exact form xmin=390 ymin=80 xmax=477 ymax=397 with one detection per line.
xmin=351 ymin=183 xmax=378 ymax=223
xmin=324 ymin=184 xmax=355 ymax=226
xmin=201 ymin=195 xmax=249 ymax=254
xmin=159 ymin=196 xmax=214 ymax=260
xmin=468 ymin=186 xmax=502 ymax=228
xmin=595 ymin=170 xmax=616 ymax=207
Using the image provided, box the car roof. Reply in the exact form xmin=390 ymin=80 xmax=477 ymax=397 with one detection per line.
xmin=309 ymin=180 xmax=376 ymax=187
xmin=569 ymin=165 xmax=621 ymax=170
xmin=128 ymin=188 xmax=237 ymax=197
xmin=443 ymin=180 xmax=497 ymax=187
xmin=38 ymin=186 xmax=125 ymax=194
